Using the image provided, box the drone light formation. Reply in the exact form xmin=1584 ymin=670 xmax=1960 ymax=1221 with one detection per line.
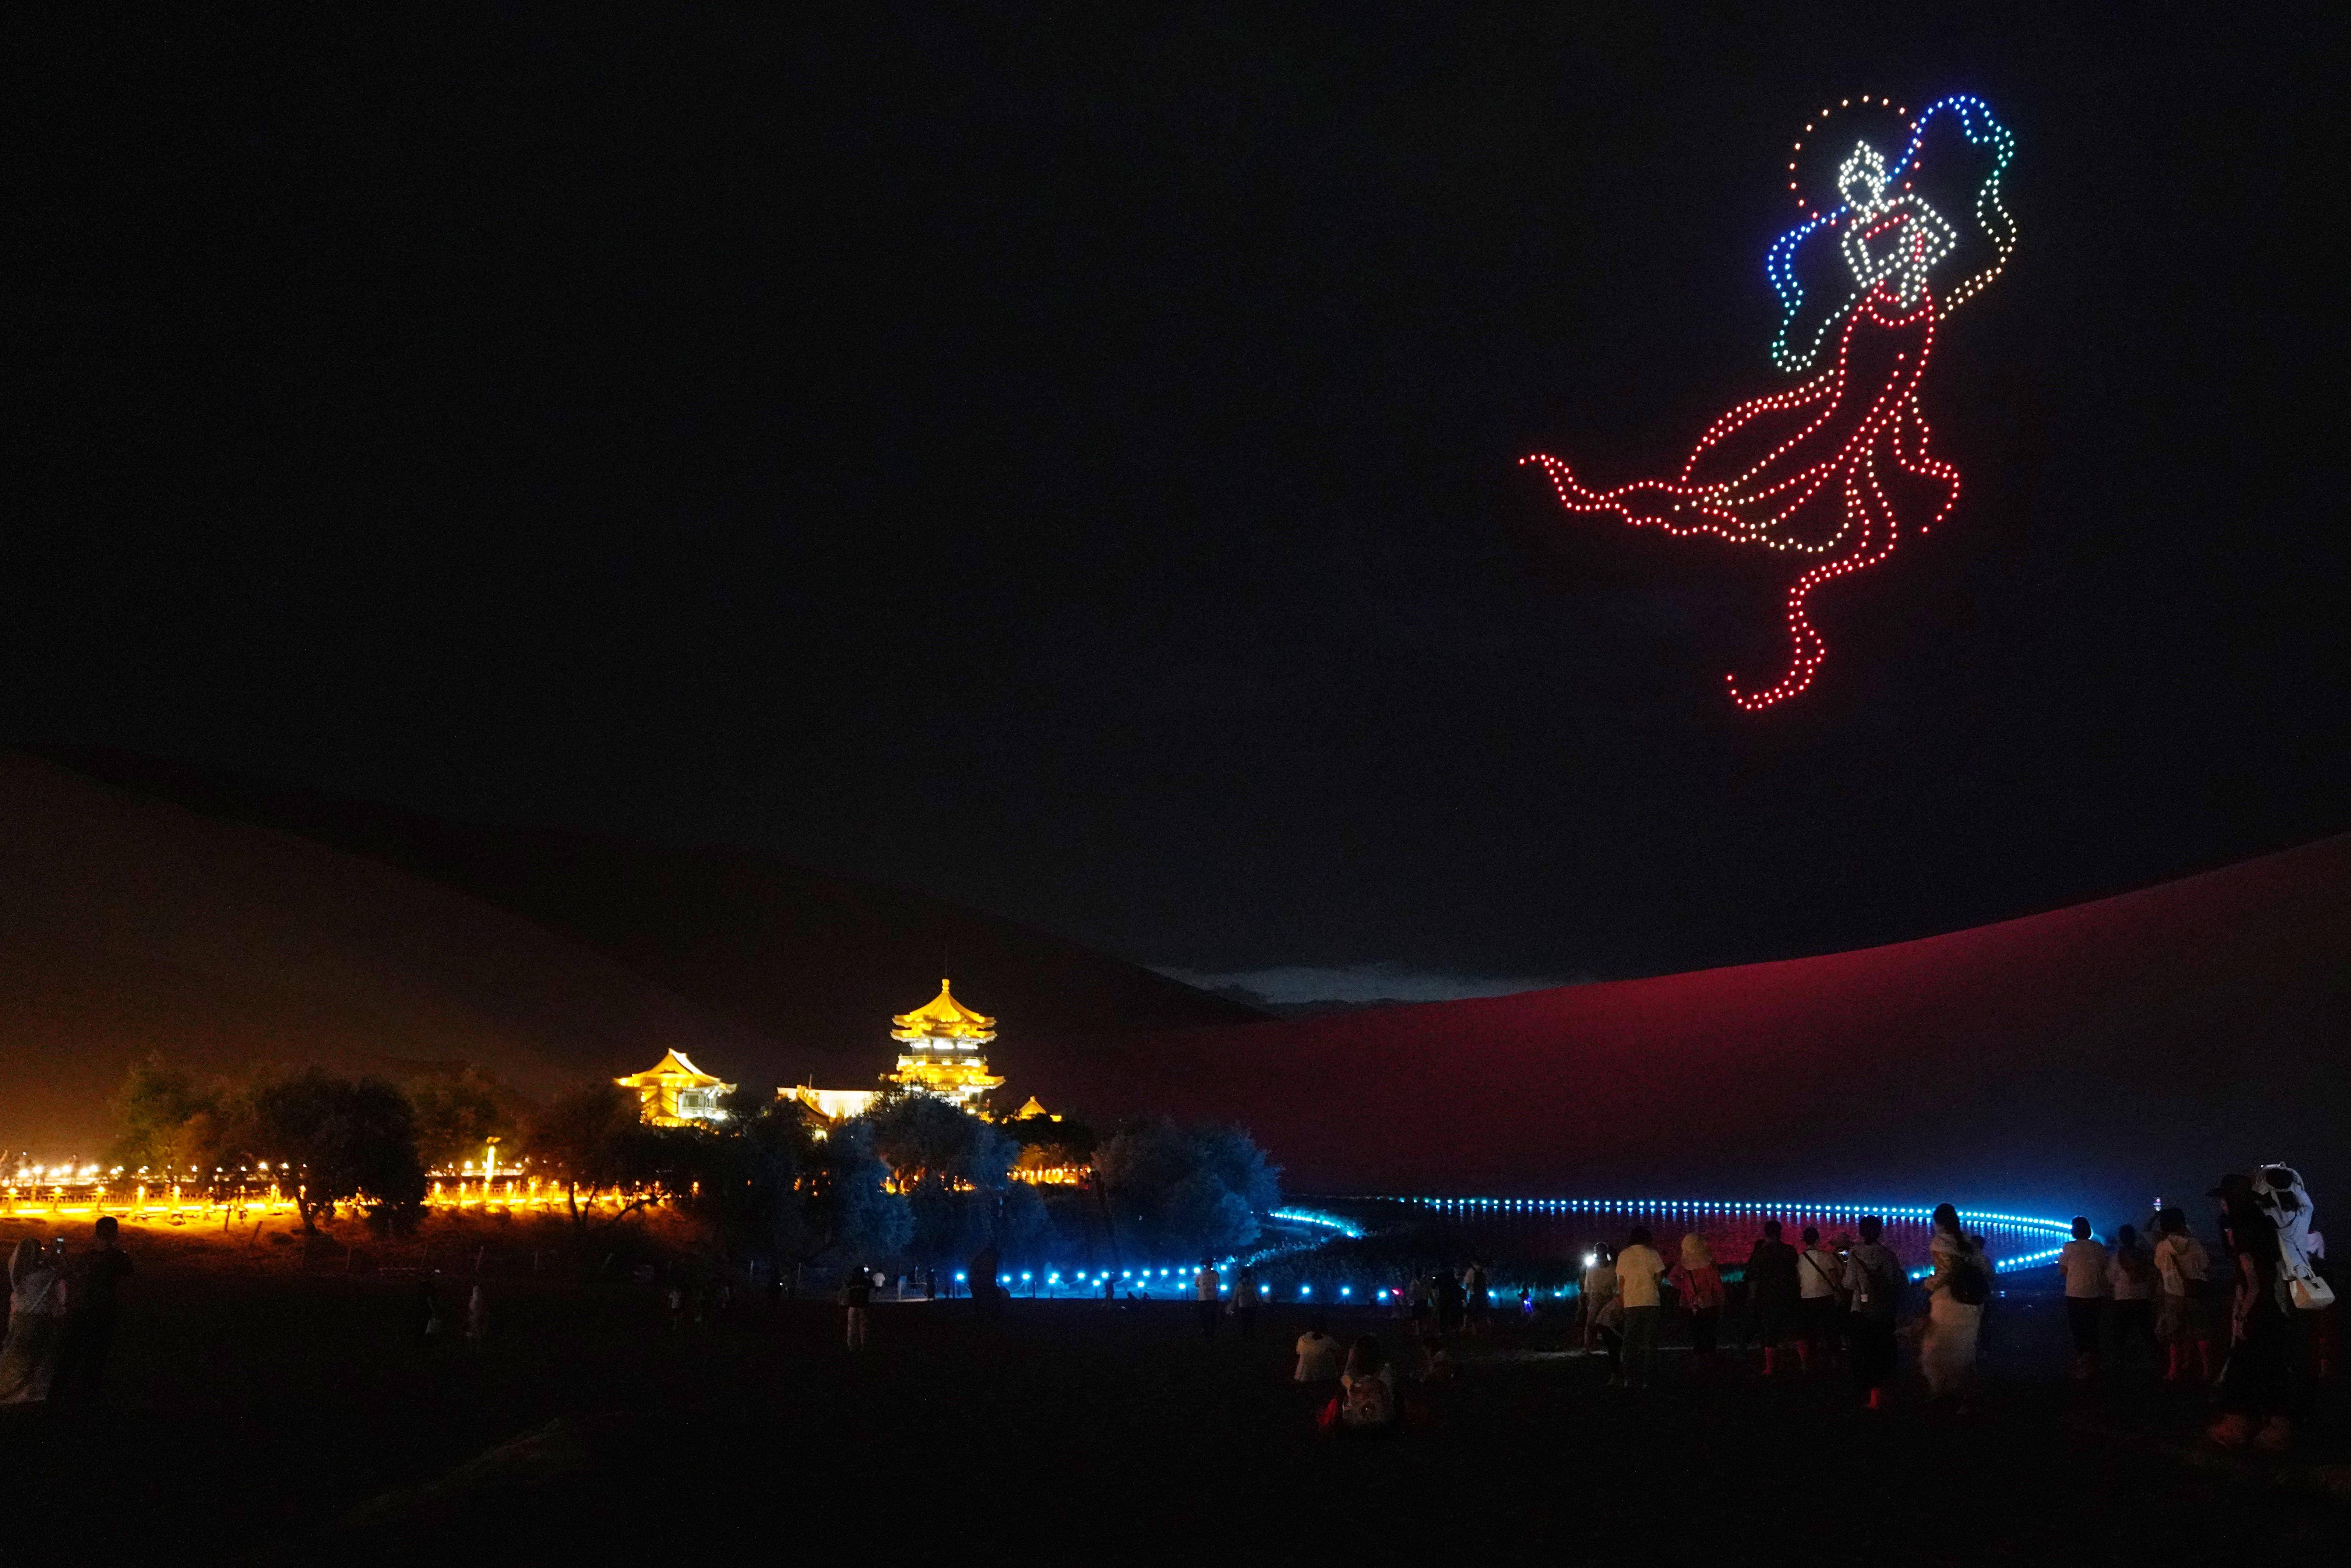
xmin=1528 ymin=94 xmax=2016 ymax=710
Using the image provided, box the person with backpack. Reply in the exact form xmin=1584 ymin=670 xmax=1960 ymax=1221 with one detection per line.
xmin=2152 ymin=1206 xmax=2215 ymax=1381
xmin=2106 ymin=1224 xmax=2157 ymax=1373
xmin=1796 ymin=1225 xmax=1845 ymax=1373
xmin=1842 ymin=1215 xmax=1904 ymax=1410
xmin=1921 ymin=1204 xmax=1989 ymax=1405
xmin=2058 ymin=1217 xmax=2110 ymax=1381
xmin=1745 ymin=1220 xmax=1802 ymax=1375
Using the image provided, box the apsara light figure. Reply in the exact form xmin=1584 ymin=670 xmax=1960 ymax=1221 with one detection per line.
xmin=1527 ymin=94 xmax=2016 ymax=710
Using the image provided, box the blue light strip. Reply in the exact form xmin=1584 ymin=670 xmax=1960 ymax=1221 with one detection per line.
xmin=1270 ymin=1205 xmax=1366 ymax=1240
xmin=1358 ymin=1194 xmax=2073 ymax=1274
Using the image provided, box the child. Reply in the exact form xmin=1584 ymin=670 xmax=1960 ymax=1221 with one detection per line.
xmin=1335 ymin=1335 xmax=1398 ymax=1433
xmin=1418 ymin=1335 xmax=1458 ymax=1384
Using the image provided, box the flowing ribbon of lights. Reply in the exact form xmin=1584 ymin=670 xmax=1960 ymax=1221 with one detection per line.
xmin=1525 ymin=92 xmax=2011 ymax=709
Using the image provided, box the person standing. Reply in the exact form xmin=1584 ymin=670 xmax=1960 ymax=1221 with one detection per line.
xmin=1463 ymin=1260 xmax=1491 ymax=1335
xmin=2209 ymin=1175 xmax=2294 ymax=1451
xmin=1232 ymin=1266 xmax=1262 ymax=1339
xmin=1668 ymin=1233 xmax=1725 ymax=1368
xmin=0 ymin=1239 xmax=67 ymax=1405
xmin=1795 ymin=1226 xmax=1844 ymax=1373
xmin=465 ymin=1282 xmax=489 ymax=1348
xmin=2058 ymin=1217 xmax=2110 ymax=1381
xmin=1194 ymin=1260 xmax=1221 ymax=1339
xmin=1920 ymin=1204 xmax=1988 ymax=1406
xmin=839 ymin=1264 xmax=872 ymax=1350
xmin=2151 ymin=1206 xmax=2215 ymax=1381
xmin=1745 ymin=1220 xmax=1801 ymax=1375
xmin=2107 ymin=1225 xmax=2157 ymax=1373
xmin=1578 ymin=1247 xmax=1619 ymax=1371
xmin=1434 ymin=1267 xmax=1466 ymax=1339
xmin=419 ymin=1275 xmax=448 ymax=1346
xmin=1843 ymin=1215 xmax=1904 ymax=1410
xmin=1615 ymin=1227 xmax=1668 ymax=1391
xmin=56 ymin=1215 xmax=133 ymax=1404
xmin=1406 ymin=1273 xmax=1432 ymax=1337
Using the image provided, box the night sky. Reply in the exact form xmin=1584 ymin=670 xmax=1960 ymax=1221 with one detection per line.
xmin=12 ymin=7 xmax=2347 ymax=1000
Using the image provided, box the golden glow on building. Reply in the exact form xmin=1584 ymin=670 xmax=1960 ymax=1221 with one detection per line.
xmin=780 ymin=1084 xmax=880 ymax=1124
xmin=885 ymin=978 xmax=1005 ymax=1109
xmin=615 ymin=1049 xmax=736 ymax=1127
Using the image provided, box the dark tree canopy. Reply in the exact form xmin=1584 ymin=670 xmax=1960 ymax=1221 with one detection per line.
xmin=406 ymin=1068 xmax=522 ymax=1169
xmin=1094 ymin=1119 xmax=1281 ymax=1261
xmin=235 ymin=1070 xmax=428 ymax=1231
xmin=106 ymin=1054 xmax=225 ymax=1172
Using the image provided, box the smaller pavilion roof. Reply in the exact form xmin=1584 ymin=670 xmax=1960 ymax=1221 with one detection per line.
xmin=615 ymin=1048 xmax=731 ymax=1089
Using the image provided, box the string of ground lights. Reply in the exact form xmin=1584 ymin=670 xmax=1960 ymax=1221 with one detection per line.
xmin=945 ymin=1199 xmax=2072 ymax=1301
xmin=1382 ymin=1196 xmax=2076 ymax=1281
xmin=1524 ymin=92 xmax=2016 ymax=711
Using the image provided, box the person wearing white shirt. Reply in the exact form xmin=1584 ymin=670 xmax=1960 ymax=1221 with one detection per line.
xmin=2151 ymin=1206 xmax=2215 ymax=1381
xmin=1293 ymin=1314 xmax=1344 ymax=1384
xmin=1796 ymin=1225 xmax=1845 ymax=1372
xmin=1194 ymin=1261 xmax=1221 ymax=1339
xmin=1614 ymin=1227 xmax=1668 ymax=1390
xmin=2058 ymin=1218 xmax=2110 ymax=1381
xmin=1578 ymin=1248 xmax=1621 ymax=1375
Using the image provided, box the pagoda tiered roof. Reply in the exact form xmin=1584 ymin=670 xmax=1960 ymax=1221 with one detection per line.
xmin=890 ymin=978 xmax=997 ymax=1042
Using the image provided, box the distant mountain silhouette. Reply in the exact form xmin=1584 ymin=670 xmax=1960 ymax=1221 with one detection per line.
xmin=1017 ymin=832 xmax=2351 ymax=1221
xmin=1 ymin=751 xmax=776 ymax=1152
xmin=14 ymin=748 xmax=1260 ymax=1147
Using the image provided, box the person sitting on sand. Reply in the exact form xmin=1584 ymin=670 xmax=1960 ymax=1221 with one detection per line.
xmin=1337 ymin=1335 xmax=1399 ymax=1431
xmin=1294 ymin=1313 xmax=1344 ymax=1384
xmin=1418 ymin=1335 xmax=1458 ymax=1384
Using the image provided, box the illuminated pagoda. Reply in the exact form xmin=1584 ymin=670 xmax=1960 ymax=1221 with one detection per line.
xmin=616 ymin=1049 xmax=735 ymax=1127
xmin=884 ymin=978 xmax=1005 ymax=1109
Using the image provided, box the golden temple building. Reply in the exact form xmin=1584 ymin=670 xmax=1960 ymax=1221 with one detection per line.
xmin=616 ymin=1049 xmax=735 ymax=1127
xmin=884 ymin=978 xmax=1005 ymax=1109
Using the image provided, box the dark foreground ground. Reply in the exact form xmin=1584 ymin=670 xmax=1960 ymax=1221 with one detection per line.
xmin=2 ymin=1238 xmax=2344 ymax=1565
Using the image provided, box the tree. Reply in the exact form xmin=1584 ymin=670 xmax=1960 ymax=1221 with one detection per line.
xmin=695 ymin=1095 xmax=822 ymax=1261
xmin=808 ymin=1117 xmax=911 ymax=1266
xmin=1094 ymin=1118 xmax=1281 ymax=1259
xmin=1002 ymin=1109 xmax=1096 ymax=1181
xmin=228 ymin=1070 xmax=429 ymax=1232
xmin=106 ymin=1056 xmax=224 ymax=1173
xmin=868 ymin=1094 xmax=1014 ymax=1270
xmin=406 ymin=1068 xmax=521 ymax=1169
xmin=868 ymin=1093 xmax=1015 ymax=1190
xmin=524 ymin=1083 xmax=665 ymax=1232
